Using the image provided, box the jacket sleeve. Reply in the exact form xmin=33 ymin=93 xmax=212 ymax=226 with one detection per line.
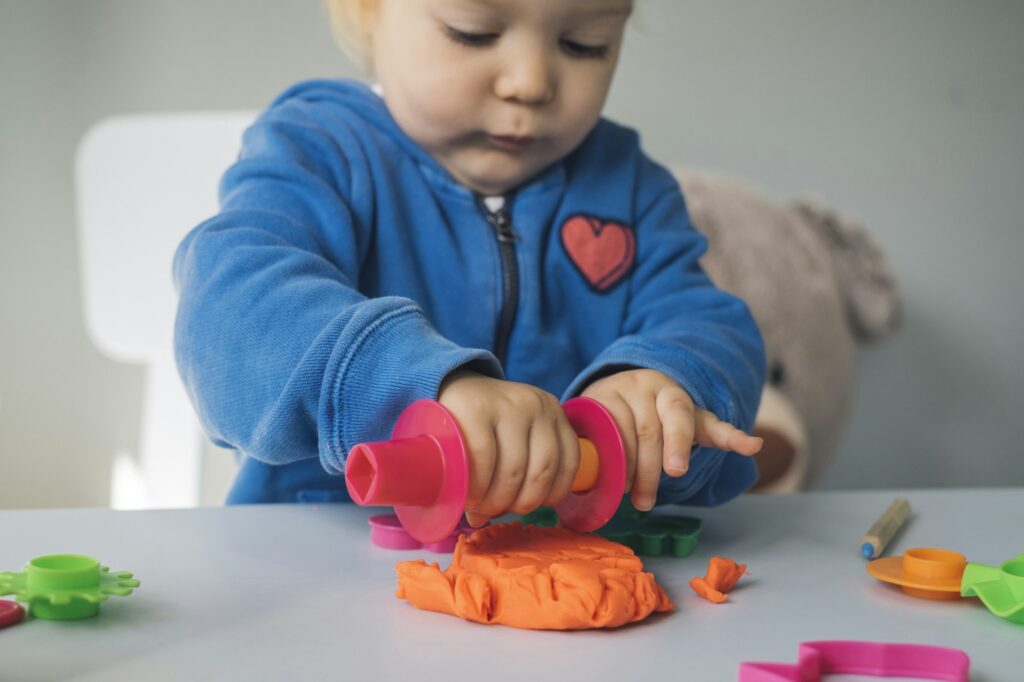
xmin=173 ymin=100 xmax=501 ymax=475
xmin=563 ymin=161 xmax=766 ymax=506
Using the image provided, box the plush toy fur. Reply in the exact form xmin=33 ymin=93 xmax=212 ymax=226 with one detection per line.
xmin=678 ymin=171 xmax=902 ymax=492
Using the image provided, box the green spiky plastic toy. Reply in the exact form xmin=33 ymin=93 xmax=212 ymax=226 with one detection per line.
xmin=0 ymin=554 xmax=140 ymax=620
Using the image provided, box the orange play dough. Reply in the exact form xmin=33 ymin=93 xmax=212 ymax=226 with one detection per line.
xmin=689 ymin=556 xmax=747 ymax=603
xmin=395 ymin=522 xmax=675 ymax=630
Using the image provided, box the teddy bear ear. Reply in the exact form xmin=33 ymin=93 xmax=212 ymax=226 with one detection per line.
xmin=792 ymin=200 xmax=903 ymax=343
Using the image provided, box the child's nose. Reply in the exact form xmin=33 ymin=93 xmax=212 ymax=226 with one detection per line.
xmin=494 ymin=53 xmax=555 ymax=106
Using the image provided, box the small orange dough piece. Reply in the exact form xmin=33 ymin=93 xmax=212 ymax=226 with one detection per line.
xmin=395 ymin=522 xmax=675 ymax=630
xmin=689 ymin=556 xmax=747 ymax=604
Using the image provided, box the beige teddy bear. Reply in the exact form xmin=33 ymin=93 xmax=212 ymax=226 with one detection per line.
xmin=677 ymin=171 xmax=903 ymax=492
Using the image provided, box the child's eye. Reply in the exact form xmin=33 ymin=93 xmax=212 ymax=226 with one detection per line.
xmin=443 ymin=25 xmax=499 ymax=48
xmin=560 ymin=39 xmax=609 ymax=60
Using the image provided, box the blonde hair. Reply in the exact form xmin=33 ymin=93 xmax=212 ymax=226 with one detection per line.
xmin=324 ymin=0 xmax=380 ymax=72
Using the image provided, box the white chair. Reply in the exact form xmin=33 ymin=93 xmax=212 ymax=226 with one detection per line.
xmin=75 ymin=112 xmax=255 ymax=508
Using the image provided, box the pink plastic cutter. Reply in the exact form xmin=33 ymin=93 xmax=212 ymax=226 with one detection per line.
xmin=738 ymin=641 xmax=970 ymax=681
xmin=368 ymin=514 xmax=476 ymax=552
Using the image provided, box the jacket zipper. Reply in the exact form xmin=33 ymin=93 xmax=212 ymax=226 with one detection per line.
xmin=479 ymin=196 xmax=519 ymax=368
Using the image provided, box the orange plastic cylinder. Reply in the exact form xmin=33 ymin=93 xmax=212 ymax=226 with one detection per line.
xmin=571 ymin=438 xmax=600 ymax=493
xmin=901 ymin=548 xmax=967 ymax=600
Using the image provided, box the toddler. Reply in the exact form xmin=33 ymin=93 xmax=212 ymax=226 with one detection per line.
xmin=174 ymin=0 xmax=765 ymax=525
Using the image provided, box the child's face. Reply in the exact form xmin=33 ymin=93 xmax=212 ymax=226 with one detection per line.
xmin=372 ymin=0 xmax=632 ymax=195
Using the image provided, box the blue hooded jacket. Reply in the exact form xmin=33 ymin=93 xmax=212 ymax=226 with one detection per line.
xmin=173 ymin=79 xmax=765 ymax=506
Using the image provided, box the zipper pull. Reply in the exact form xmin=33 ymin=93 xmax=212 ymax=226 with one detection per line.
xmin=492 ymin=208 xmax=518 ymax=243
xmin=481 ymin=196 xmax=519 ymax=242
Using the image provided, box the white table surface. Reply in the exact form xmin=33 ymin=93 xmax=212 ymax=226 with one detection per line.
xmin=0 ymin=488 xmax=1020 ymax=681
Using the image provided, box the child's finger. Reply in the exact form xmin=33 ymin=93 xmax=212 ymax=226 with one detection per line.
xmin=472 ymin=421 xmax=529 ymax=521
xmin=544 ymin=416 xmax=580 ymax=507
xmin=599 ymin=394 xmax=638 ymax=493
xmin=694 ymin=410 xmax=764 ymax=456
xmin=656 ymin=386 xmax=696 ymax=477
xmin=509 ymin=420 xmax=562 ymax=515
xmin=628 ymin=396 xmax=664 ymax=512
xmin=463 ymin=421 xmax=498 ymax=508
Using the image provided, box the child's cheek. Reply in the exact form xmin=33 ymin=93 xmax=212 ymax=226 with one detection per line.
xmin=402 ymin=71 xmax=487 ymax=139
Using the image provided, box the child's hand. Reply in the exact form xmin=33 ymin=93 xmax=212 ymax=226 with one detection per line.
xmin=581 ymin=369 xmax=763 ymax=512
xmin=438 ymin=370 xmax=580 ymax=527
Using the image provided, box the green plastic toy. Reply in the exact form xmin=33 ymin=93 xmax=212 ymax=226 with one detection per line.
xmin=0 ymin=554 xmax=140 ymax=621
xmin=520 ymin=498 xmax=703 ymax=558
xmin=601 ymin=514 xmax=704 ymax=558
xmin=960 ymin=552 xmax=1024 ymax=625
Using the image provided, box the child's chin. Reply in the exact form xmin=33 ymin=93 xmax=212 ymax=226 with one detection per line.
xmin=461 ymin=170 xmax=528 ymax=196
xmin=466 ymin=162 xmax=548 ymax=195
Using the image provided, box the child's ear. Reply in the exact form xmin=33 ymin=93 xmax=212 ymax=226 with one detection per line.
xmin=792 ymin=200 xmax=903 ymax=343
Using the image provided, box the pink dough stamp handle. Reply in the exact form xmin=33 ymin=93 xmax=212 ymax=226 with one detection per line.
xmin=345 ymin=436 xmax=444 ymax=507
xmin=345 ymin=400 xmax=469 ymax=545
xmin=738 ymin=641 xmax=970 ymax=681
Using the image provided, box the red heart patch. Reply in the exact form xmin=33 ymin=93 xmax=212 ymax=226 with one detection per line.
xmin=560 ymin=215 xmax=636 ymax=291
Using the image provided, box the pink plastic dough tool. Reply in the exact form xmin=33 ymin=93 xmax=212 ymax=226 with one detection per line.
xmin=554 ymin=397 xmax=628 ymax=534
xmin=738 ymin=641 xmax=970 ymax=682
xmin=345 ymin=397 xmax=626 ymax=544
xmin=368 ymin=514 xmax=476 ymax=552
xmin=346 ymin=400 xmax=468 ymax=544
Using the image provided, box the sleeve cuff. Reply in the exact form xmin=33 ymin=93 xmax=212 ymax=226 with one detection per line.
xmin=562 ymin=335 xmax=723 ymax=416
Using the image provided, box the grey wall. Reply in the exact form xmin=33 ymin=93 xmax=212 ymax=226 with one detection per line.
xmin=1 ymin=0 xmax=1021 ymax=508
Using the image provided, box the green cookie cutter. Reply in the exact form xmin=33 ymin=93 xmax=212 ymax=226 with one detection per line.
xmin=520 ymin=498 xmax=703 ymax=558
xmin=601 ymin=514 xmax=704 ymax=558
xmin=960 ymin=552 xmax=1024 ymax=624
xmin=0 ymin=554 xmax=140 ymax=621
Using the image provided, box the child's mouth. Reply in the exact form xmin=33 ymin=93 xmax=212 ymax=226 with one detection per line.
xmin=489 ymin=134 xmax=536 ymax=152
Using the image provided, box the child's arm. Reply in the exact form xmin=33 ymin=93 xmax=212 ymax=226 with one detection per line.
xmin=565 ymin=162 xmax=767 ymax=508
xmin=173 ymin=96 xmax=501 ymax=475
